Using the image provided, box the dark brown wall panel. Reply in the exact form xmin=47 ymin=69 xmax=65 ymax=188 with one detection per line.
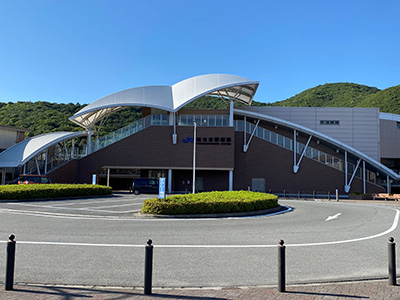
xmin=48 ymin=159 xmax=79 ymax=183
xmin=234 ymin=132 xmax=384 ymax=194
xmin=76 ymin=126 xmax=234 ymax=183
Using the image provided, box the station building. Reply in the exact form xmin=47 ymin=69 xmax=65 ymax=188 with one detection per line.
xmin=1 ymin=74 xmax=400 ymax=196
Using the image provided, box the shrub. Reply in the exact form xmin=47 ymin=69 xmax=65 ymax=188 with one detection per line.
xmin=142 ymin=191 xmax=279 ymax=215
xmin=0 ymin=184 xmax=112 ymax=200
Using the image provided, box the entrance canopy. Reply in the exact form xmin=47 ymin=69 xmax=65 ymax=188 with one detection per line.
xmin=69 ymin=74 xmax=259 ymax=129
xmin=0 ymin=131 xmax=87 ymax=168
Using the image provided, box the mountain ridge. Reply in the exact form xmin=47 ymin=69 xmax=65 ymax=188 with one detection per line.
xmin=0 ymin=82 xmax=399 ymax=136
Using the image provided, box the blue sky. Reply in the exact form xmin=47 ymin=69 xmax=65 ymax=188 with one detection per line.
xmin=0 ymin=0 xmax=399 ymax=104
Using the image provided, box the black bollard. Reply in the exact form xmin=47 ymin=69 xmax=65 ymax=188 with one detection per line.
xmin=388 ymin=237 xmax=396 ymax=286
xmin=144 ymin=239 xmax=153 ymax=295
xmin=5 ymin=234 xmax=16 ymax=291
xmin=278 ymin=239 xmax=286 ymax=292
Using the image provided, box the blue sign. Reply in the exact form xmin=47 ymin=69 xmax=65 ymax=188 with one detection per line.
xmin=159 ymin=177 xmax=166 ymax=199
xmin=182 ymin=137 xmax=194 ymax=143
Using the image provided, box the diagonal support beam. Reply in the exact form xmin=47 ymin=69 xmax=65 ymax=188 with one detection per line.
xmin=243 ymin=119 xmax=260 ymax=152
xmin=344 ymin=158 xmax=361 ymax=193
xmin=293 ymin=134 xmax=312 ymax=173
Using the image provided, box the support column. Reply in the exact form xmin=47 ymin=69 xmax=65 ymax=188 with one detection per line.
xmin=87 ymin=129 xmax=92 ymax=155
xmin=35 ymin=156 xmax=41 ymax=175
xmin=229 ymin=100 xmax=234 ymax=127
xmin=172 ymin=112 xmax=177 ymax=144
xmin=71 ymin=139 xmax=75 ymax=159
xmin=387 ymin=175 xmax=391 ymax=194
xmin=229 ymin=170 xmax=233 ymax=191
xmin=293 ymin=130 xmax=297 ymax=173
xmin=363 ymin=161 xmax=366 ymax=194
xmin=344 ymin=151 xmax=348 ymax=191
xmin=168 ymin=169 xmax=172 ymax=194
xmin=192 ymin=120 xmax=197 ymax=194
xmin=107 ymin=168 xmax=110 ymax=187
xmin=44 ymin=149 xmax=48 ymax=174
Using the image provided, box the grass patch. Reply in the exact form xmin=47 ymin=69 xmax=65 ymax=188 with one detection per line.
xmin=142 ymin=191 xmax=279 ymax=215
xmin=0 ymin=184 xmax=112 ymax=200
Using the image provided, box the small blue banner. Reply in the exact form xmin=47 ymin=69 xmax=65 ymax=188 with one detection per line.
xmin=159 ymin=177 xmax=166 ymax=199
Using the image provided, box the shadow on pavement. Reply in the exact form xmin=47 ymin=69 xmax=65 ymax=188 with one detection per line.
xmin=7 ymin=285 xmax=228 ymax=300
xmin=286 ymin=290 xmax=369 ymax=299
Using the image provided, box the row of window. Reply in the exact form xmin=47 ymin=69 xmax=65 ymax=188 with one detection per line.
xmin=320 ymin=120 xmax=340 ymax=125
xmin=178 ymin=114 xmax=229 ymax=127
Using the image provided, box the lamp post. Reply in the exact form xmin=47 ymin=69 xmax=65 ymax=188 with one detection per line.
xmin=192 ymin=119 xmax=197 ymax=194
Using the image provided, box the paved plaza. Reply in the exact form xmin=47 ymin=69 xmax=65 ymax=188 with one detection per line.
xmin=2 ymin=280 xmax=400 ymax=299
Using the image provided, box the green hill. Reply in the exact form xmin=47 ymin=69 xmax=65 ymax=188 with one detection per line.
xmin=271 ymin=83 xmax=380 ymax=107
xmin=1 ymin=82 xmax=399 ymax=138
xmin=268 ymin=82 xmax=400 ymax=114
xmin=358 ymin=85 xmax=400 ymax=114
xmin=0 ymin=101 xmax=142 ymax=137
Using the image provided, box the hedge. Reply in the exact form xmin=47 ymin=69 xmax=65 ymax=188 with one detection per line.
xmin=141 ymin=191 xmax=279 ymax=215
xmin=0 ymin=184 xmax=112 ymax=200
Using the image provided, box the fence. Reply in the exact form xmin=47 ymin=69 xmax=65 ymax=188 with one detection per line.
xmin=3 ymin=235 xmax=397 ymax=293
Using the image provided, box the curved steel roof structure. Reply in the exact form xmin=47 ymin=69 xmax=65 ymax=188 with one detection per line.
xmin=234 ymin=108 xmax=400 ymax=180
xmin=0 ymin=131 xmax=87 ymax=168
xmin=69 ymin=74 xmax=259 ymax=129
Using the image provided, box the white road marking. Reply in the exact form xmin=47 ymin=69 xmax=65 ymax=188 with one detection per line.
xmin=6 ymin=202 xmax=142 ymax=212
xmin=79 ymin=208 xmax=142 ymax=213
xmin=0 ymin=206 xmax=292 ymax=221
xmin=46 ymin=198 xmax=146 ymax=206
xmin=325 ymin=213 xmax=341 ymax=221
xmin=0 ymin=208 xmax=398 ymax=248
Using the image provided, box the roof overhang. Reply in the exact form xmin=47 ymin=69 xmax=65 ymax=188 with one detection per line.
xmin=69 ymin=74 xmax=259 ymax=129
xmin=0 ymin=131 xmax=87 ymax=168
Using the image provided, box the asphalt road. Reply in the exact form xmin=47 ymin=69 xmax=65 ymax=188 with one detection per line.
xmin=0 ymin=194 xmax=399 ymax=288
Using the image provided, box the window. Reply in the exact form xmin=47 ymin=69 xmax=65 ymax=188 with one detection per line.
xmin=320 ymin=120 xmax=340 ymax=125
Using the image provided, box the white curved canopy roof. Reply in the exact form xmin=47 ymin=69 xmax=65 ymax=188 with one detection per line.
xmin=234 ymin=108 xmax=400 ymax=180
xmin=69 ymin=74 xmax=259 ymax=129
xmin=0 ymin=131 xmax=87 ymax=168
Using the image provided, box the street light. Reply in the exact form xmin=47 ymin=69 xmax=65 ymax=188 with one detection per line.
xmin=192 ymin=119 xmax=197 ymax=194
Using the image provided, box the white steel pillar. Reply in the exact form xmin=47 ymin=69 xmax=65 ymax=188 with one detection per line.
xmin=229 ymin=170 xmax=233 ymax=191
xmin=229 ymin=100 xmax=234 ymax=127
xmin=71 ymin=139 xmax=75 ymax=159
xmin=44 ymin=149 xmax=48 ymax=174
xmin=363 ymin=160 xmax=366 ymax=194
xmin=192 ymin=120 xmax=197 ymax=194
xmin=107 ymin=168 xmax=110 ymax=187
xmin=172 ymin=112 xmax=177 ymax=144
xmin=293 ymin=130 xmax=297 ymax=172
xmin=168 ymin=169 xmax=172 ymax=194
xmin=87 ymin=129 xmax=92 ymax=154
xmin=344 ymin=151 xmax=348 ymax=187
xmin=35 ymin=156 xmax=41 ymax=175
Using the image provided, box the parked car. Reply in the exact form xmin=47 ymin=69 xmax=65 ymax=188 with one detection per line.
xmin=131 ymin=178 xmax=158 ymax=195
xmin=17 ymin=175 xmax=52 ymax=184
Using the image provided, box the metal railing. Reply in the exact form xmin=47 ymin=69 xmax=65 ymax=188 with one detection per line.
xmin=235 ymin=120 xmax=378 ymax=185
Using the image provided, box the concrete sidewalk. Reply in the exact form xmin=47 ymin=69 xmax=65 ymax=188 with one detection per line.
xmin=2 ymin=280 xmax=400 ymax=300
